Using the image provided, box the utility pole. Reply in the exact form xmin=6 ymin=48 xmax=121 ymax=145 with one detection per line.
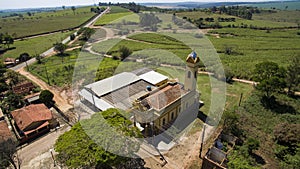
xmin=238 ymin=93 xmax=243 ymax=107
xmin=44 ymin=66 xmax=50 ymax=85
xmin=199 ymin=124 xmax=206 ymax=159
xmin=25 ymin=60 xmax=29 ymax=71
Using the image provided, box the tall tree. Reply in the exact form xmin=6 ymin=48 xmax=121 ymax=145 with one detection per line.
xmin=53 ymin=43 xmax=67 ymax=55
xmin=39 ymin=90 xmax=54 ymax=106
xmin=0 ymin=139 xmax=21 ymax=169
xmin=286 ymin=56 xmax=300 ymax=95
xmin=71 ymin=6 xmax=76 ymax=15
xmin=118 ymin=46 xmax=132 ymax=61
xmin=3 ymin=34 xmax=14 ymax=49
xmin=19 ymin=53 xmax=30 ymax=62
xmin=253 ymin=61 xmax=286 ymax=98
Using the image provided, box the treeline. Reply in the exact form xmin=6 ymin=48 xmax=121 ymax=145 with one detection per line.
xmin=98 ymin=2 xmax=164 ymax=13
xmin=90 ymin=6 xmax=106 ymax=14
xmin=210 ymin=6 xmax=261 ymax=20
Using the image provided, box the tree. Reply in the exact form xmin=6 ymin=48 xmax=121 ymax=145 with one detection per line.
xmin=253 ymin=61 xmax=286 ymax=98
xmin=35 ymin=54 xmax=42 ymax=64
xmin=0 ymin=139 xmax=21 ymax=169
xmin=3 ymin=34 xmax=14 ymax=49
xmin=53 ymin=43 xmax=67 ymax=55
xmin=78 ymin=27 xmax=95 ymax=41
xmin=62 ymin=5 xmax=65 ymax=10
xmin=18 ymin=53 xmax=30 ymax=62
xmin=55 ymin=109 xmax=142 ymax=168
xmin=286 ymin=56 xmax=300 ymax=95
xmin=39 ymin=90 xmax=54 ymax=106
xmin=71 ymin=6 xmax=76 ymax=15
xmin=118 ymin=46 xmax=132 ymax=61
xmin=274 ymin=123 xmax=300 ymax=146
xmin=139 ymin=13 xmax=161 ymax=27
xmin=4 ymin=92 xmax=24 ymax=111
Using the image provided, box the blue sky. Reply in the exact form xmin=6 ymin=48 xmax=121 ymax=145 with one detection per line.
xmin=0 ymin=0 xmax=278 ymax=10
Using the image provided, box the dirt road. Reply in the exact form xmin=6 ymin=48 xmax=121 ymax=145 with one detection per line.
xmin=18 ymin=68 xmax=73 ymax=112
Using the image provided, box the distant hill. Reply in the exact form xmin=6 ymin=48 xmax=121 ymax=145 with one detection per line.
xmin=141 ymin=0 xmax=300 ymax=10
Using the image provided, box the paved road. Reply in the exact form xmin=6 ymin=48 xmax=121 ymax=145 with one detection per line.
xmin=10 ymin=7 xmax=110 ymax=71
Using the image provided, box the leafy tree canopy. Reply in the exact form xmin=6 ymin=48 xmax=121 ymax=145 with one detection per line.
xmin=253 ymin=61 xmax=286 ymax=98
xmin=55 ymin=108 xmax=142 ymax=168
xmin=39 ymin=90 xmax=54 ymax=106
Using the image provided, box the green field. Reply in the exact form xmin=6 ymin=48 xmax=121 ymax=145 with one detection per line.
xmin=94 ymin=6 xmax=133 ymax=26
xmin=1 ymin=31 xmax=73 ymax=60
xmin=246 ymin=1 xmax=300 ymax=10
xmin=252 ymin=10 xmax=300 ymax=24
xmin=0 ymin=7 xmax=95 ymax=38
xmin=207 ymin=28 xmax=300 ymax=79
xmin=92 ymin=33 xmax=192 ymax=62
xmin=176 ymin=10 xmax=298 ymax=28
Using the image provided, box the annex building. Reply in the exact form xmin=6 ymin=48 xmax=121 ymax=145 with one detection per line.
xmin=79 ymin=51 xmax=201 ymax=136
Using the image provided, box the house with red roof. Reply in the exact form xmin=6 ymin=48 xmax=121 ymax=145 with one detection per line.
xmin=0 ymin=108 xmax=14 ymax=141
xmin=11 ymin=104 xmax=57 ymax=143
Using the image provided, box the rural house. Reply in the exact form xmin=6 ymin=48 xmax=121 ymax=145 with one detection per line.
xmin=11 ymin=104 xmax=57 ymax=143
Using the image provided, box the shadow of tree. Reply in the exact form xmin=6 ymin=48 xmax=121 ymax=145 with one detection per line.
xmin=261 ymin=96 xmax=297 ymax=114
xmin=251 ymin=153 xmax=266 ymax=165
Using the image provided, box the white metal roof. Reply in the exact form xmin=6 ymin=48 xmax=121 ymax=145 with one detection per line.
xmin=79 ymin=89 xmax=114 ymax=111
xmin=139 ymin=70 xmax=168 ymax=86
xmin=85 ymin=72 xmax=141 ymax=97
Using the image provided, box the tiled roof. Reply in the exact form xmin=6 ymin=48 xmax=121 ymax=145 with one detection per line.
xmin=0 ymin=120 xmax=13 ymax=141
xmin=146 ymin=84 xmax=182 ymax=110
xmin=11 ymin=104 xmax=52 ymax=131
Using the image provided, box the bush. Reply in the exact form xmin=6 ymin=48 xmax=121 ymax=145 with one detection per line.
xmin=39 ymin=90 xmax=54 ymax=106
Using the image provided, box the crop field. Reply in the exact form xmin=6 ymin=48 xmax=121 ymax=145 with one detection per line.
xmin=246 ymin=1 xmax=300 ymax=10
xmin=252 ymin=10 xmax=300 ymax=24
xmin=0 ymin=6 xmax=95 ymax=38
xmin=94 ymin=6 xmax=133 ymax=26
xmin=1 ymin=31 xmax=73 ymax=60
xmin=108 ymin=6 xmax=131 ymax=13
xmin=208 ymin=28 xmax=300 ymax=79
xmin=28 ymin=49 xmax=102 ymax=86
xmin=176 ymin=10 xmax=298 ymax=28
xmin=92 ymin=33 xmax=192 ymax=62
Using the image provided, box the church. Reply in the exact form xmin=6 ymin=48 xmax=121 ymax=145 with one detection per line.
xmin=78 ymin=51 xmax=201 ymax=136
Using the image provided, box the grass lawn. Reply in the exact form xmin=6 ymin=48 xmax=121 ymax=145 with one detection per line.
xmin=0 ymin=6 xmax=96 ymax=38
xmin=1 ymin=31 xmax=73 ymax=60
xmin=207 ymin=28 xmax=300 ymax=79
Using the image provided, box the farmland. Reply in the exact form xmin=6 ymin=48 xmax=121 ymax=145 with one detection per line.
xmin=207 ymin=28 xmax=300 ymax=79
xmin=94 ymin=6 xmax=133 ymax=26
xmin=176 ymin=10 xmax=299 ymax=28
xmin=246 ymin=1 xmax=300 ymax=10
xmin=0 ymin=6 xmax=96 ymax=38
xmin=1 ymin=31 xmax=73 ymax=60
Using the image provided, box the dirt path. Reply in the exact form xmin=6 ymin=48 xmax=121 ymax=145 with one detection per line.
xmin=18 ymin=68 xmax=72 ymax=112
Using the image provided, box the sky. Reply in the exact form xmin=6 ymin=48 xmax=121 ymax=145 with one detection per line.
xmin=0 ymin=0 xmax=280 ymax=10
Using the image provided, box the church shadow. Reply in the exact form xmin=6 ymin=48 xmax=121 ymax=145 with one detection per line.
xmin=197 ymin=111 xmax=207 ymax=122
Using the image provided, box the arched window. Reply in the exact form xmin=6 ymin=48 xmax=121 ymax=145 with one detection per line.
xmin=188 ymin=71 xmax=191 ymax=78
xmin=162 ymin=118 xmax=166 ymax=126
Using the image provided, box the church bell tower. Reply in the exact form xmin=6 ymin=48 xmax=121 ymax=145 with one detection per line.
xmin=184 ymin=51 xmax=200 ymax=91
